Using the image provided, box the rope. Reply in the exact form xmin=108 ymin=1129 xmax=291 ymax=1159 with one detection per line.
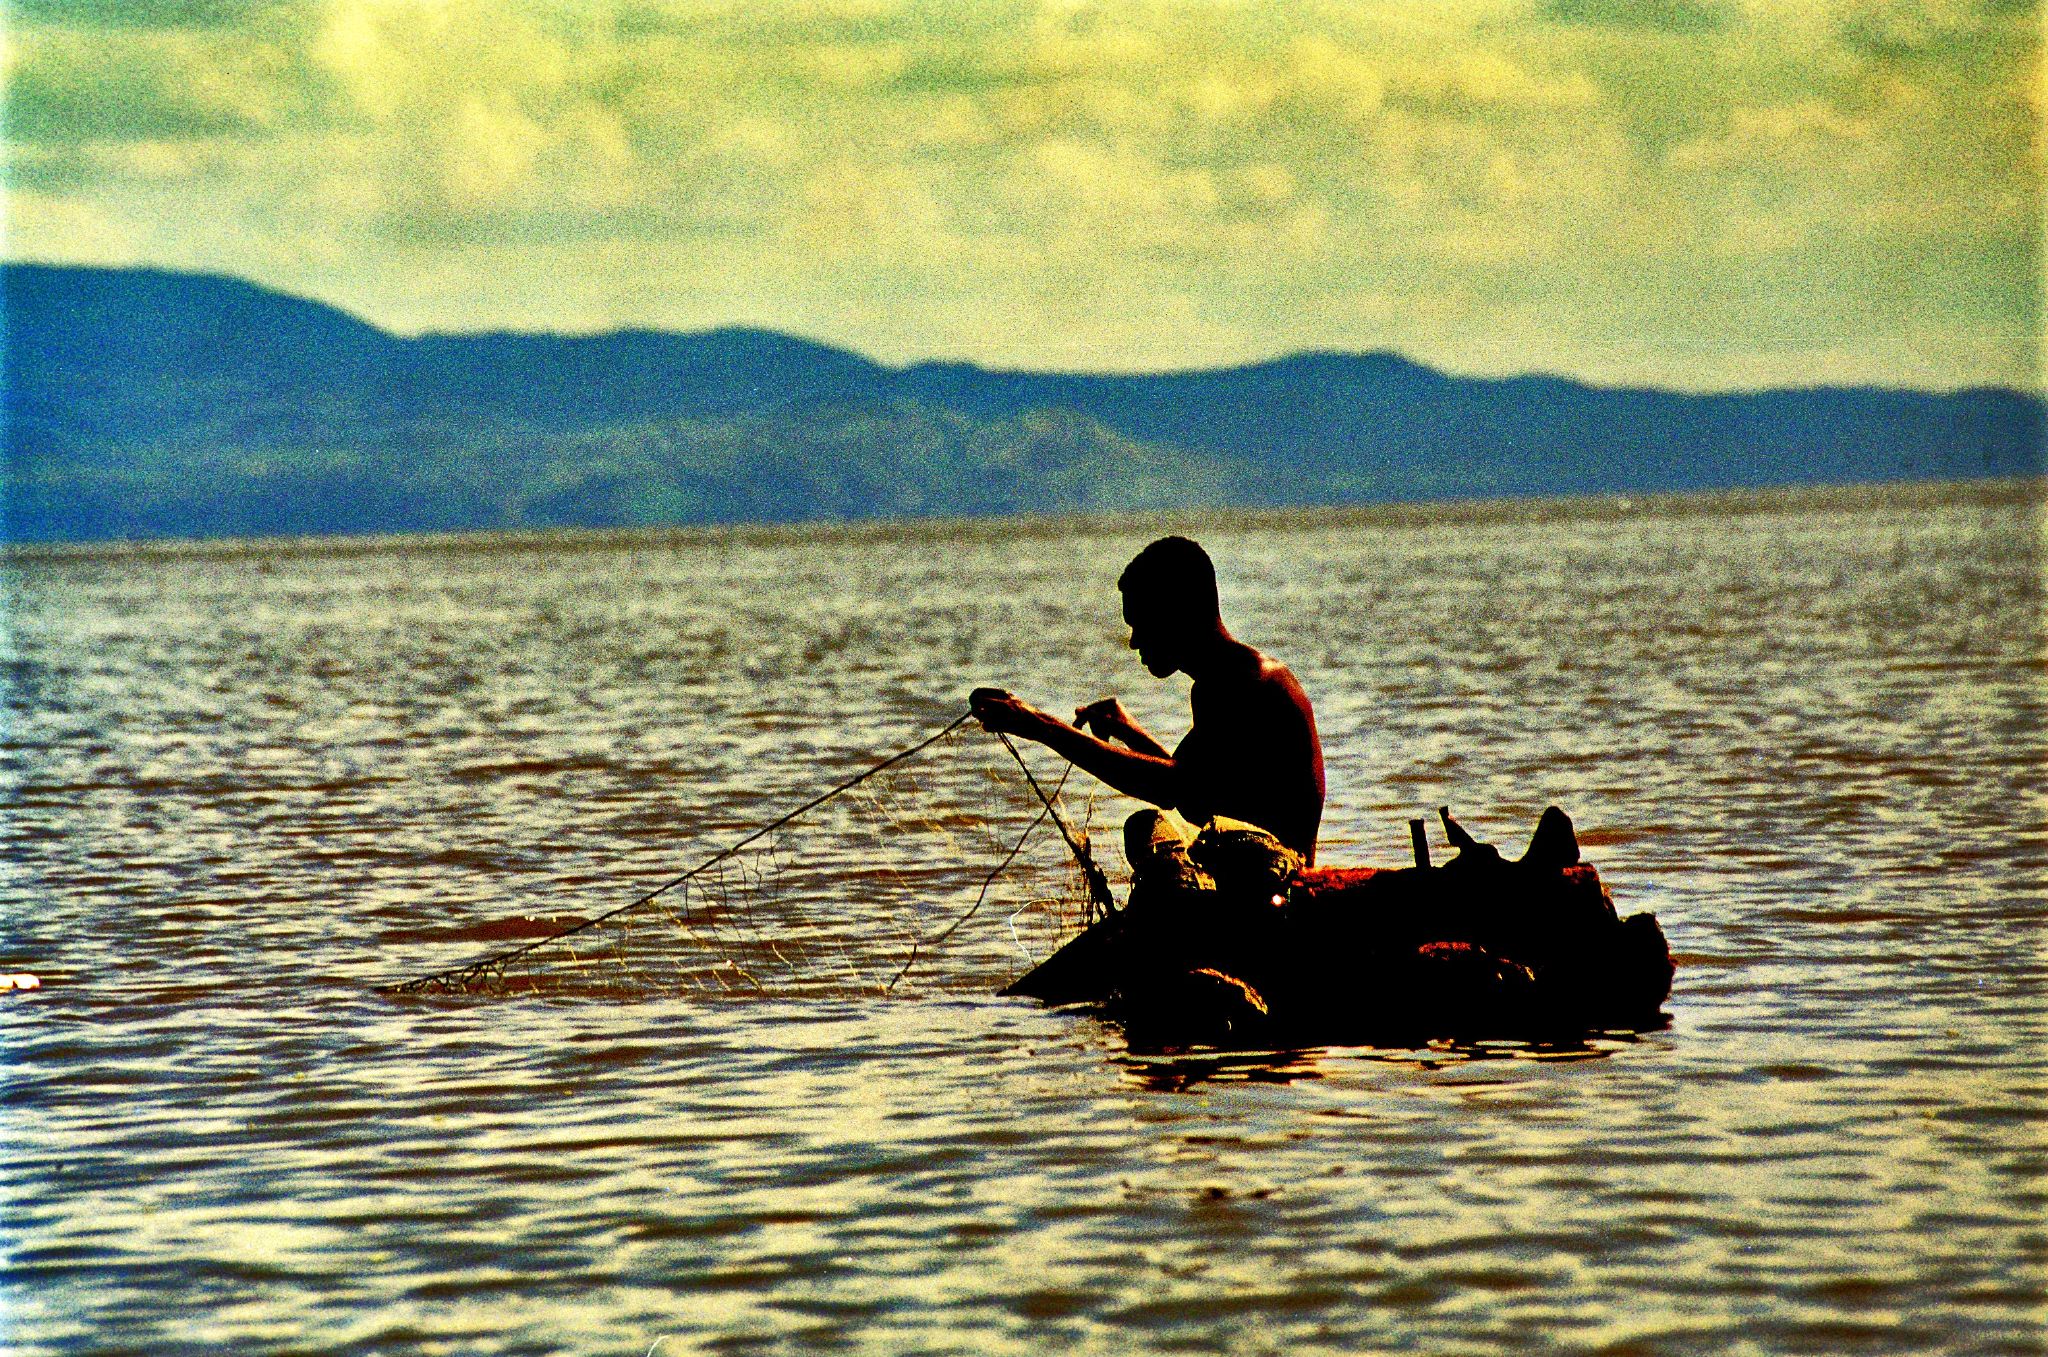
xmin=996 ymin=732 xmax=1117 ymax=921
xmin=381 ymin=710 xmax=976 ymax=994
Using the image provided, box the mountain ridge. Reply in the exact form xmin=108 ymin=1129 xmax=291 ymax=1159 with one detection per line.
xmin=5 ymin=262 xmax=2041 ymax=543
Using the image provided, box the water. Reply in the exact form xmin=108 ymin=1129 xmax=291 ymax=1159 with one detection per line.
xmin=3 ymin=480 xmax=2043 ymax=1355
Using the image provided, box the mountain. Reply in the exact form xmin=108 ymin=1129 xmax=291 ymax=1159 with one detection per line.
xmin=4 ymin=263 xmax=2041 ymax=544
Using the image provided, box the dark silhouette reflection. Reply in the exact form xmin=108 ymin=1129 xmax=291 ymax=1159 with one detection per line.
xmin=1109 ymin=1027 xmax=1670 ymax=1092
xmin=1116 ymin=1044 xmax=1328 ymax=1093
xmin=1385 ymin=1030 xmax=1648 ymax=1069
xmin=1114 ymin=1031 xmax=1687 ymax=1097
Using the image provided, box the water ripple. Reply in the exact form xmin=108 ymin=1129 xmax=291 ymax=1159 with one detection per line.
xmin=3 ymin=481 xmax=2043 ymax=1354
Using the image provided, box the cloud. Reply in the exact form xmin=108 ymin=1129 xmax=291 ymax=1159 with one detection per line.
xmin=14 ymin=0 xmax=277 ymax=29
xmin=7 ymin=25 xmax=302 ymax=142
xmin=1538 ymin=0 xmax=1734 ymax=34
xmin=2 ymin=0 xmax=2039 ymax=391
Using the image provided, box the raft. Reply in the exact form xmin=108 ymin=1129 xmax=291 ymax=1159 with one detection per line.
xmin=1003 ymin=807 xmax=1674 ymax=1047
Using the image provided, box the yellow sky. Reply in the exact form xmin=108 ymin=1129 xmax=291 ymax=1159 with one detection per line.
xmin=5 ymin=0 xmax=2042 ymax=389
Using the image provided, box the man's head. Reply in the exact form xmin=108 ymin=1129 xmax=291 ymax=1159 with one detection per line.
xmin=1118 ymin=535 xmax=1222 ymax=677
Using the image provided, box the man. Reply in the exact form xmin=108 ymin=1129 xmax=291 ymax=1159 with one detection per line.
xmin=969 ymin=535 xmax=1325 ymax=865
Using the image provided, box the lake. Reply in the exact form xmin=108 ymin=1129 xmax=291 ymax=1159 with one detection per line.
xmin=3 ymin=479 xmax=2043 ymax=1354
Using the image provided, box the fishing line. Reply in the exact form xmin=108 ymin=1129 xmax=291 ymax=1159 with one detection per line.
xmin=884 ymin=761 xmax=1072 ymax=993
xmin=996 ymin=731 xmax=1117 ymax=921
xmin=382 ymin=709 xmax=977 ymax=994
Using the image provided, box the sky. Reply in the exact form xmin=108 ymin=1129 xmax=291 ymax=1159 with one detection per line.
xmin=4 ymin=0 xmax=2042 ymax=390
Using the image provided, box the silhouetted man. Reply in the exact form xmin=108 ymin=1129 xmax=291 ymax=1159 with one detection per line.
xmin=970 ymin=535 xmax=1325 ymax=865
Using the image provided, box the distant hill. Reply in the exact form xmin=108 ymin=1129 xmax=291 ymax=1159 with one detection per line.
xmin=4 ymin=262 xmax=2041 ymax=544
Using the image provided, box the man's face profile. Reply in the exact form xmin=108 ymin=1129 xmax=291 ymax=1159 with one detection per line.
xmin=1121 ymin=589 xmax=1183 ymax=678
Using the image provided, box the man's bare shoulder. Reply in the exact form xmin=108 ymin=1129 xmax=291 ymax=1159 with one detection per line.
xmin=1255 ymin=653 xmax=1316 ymax=722
xmin=1196 ymin=645 xmax=1314 ymax=716
xmin=1226 ymin=642 xmax=1300 ymax=693
xmin=1253 ymin=651 xmax=1303 ymax=688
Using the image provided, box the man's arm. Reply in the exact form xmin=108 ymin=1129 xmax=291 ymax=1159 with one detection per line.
xmin=1073 ymin=697 xmax=1170 ymax=759
xmin=970 ymin=688 xmax=1179 ymax=808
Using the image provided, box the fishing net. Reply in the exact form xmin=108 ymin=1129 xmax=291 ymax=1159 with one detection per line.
xmin=383 ymin=717 xmax=1131 ymax=1000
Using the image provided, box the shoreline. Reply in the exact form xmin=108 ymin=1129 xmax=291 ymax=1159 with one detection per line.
xmin=5 ymin=472 xmax=2042 ymax=565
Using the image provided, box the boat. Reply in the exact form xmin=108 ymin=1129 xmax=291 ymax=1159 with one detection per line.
xmin=1003 ymin=807 xmax=1674 ymax=1047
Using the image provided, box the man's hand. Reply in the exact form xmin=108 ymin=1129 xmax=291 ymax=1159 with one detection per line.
xmin=969 ymin=687 xmax=1055 ymax=739
xmin=1073 ymin=697 xmax=1136 ymax=742
xmin=972 ymin=687 xmax=1177 ymax=810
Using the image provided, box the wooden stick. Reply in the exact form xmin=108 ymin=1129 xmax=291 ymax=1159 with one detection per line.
xmin=1409 ymin=818 xmax=1431 ymax=869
